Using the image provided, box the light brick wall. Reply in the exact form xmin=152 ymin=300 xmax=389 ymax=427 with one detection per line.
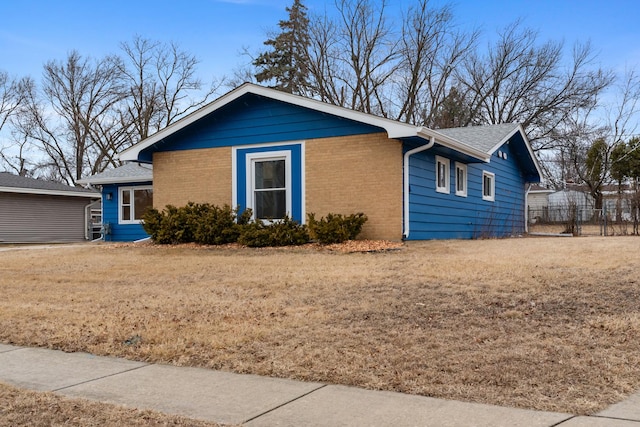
xmin=152 ymin=134 xmax=403 ymax=241
xmin=306 ymin=133 xmax=403 ymax=241
xmin=153 ymin=147 xmax=232 ymax=209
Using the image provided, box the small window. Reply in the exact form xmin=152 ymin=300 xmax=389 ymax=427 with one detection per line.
xmin=482 ymin=171 xmax=495 ymax=202
xmin=435 ymin=156 xmax=450 ymax=194
xmin=253 ymin=158 xmax=287 ymax=220
xmin=119 ymin=187 xmax=153 ymax=224
xmin=455 ymin=163 xmax=467 ymax=197
xmin=246 ymin=150 xmax=292 ymax=221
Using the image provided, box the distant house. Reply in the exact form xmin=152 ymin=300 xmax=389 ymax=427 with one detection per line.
xmin=543 ymin=184 xmax=639 ymax=223
xmin=82 ymin=83 xmax=542 ymax=241
xmin=76 ymin=163 xmax=152 ymax=242
xmin=526 ymin=184 xmax=554 ymax=224
xmin=0 ymin=172 xmax=99 ymax=243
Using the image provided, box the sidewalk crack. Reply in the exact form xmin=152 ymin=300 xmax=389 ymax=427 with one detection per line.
xmin=242 ymin=384 xmax=328 ymax=424
xmin=51 ymin=363 xmax=151 ymax=392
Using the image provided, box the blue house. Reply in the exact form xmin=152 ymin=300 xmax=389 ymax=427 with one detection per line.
xmin=77 ymin=162 xmax=152 ymax=241
xmin=82 ymin=83 xmax=542 ymax=241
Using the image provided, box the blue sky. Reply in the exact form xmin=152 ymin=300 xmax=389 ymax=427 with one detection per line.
xmin=2 ymin=0 xmax=640 ymax=85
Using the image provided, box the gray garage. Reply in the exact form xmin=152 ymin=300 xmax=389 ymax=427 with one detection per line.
xmin=0 ymin=172 xmax=99 ymax=243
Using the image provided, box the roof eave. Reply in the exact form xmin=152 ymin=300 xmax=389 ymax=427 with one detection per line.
xmin=76 ymin=176 xmax=153 ymax=185
xmin=0 ymin=186 xmax=99 ymax=198
xmin=118 ymin=83 xmax=423 ymax=162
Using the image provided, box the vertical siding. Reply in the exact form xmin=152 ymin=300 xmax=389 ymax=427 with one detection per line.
xmin=101 ymin=183 xmax=152 ymax=242
xmin=0 ymin=193 xmax=91 ymax=243
xmin=407 ymin=141 xmax=527 ymax=240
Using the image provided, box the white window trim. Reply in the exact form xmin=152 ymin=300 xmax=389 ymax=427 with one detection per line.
xmin=455 ymin=162 xmax=467 ymax=197
xmin=118 ymin=186 xmax=153 ymax=224
xmin=245 ymin=150 xmax=292 ymax=221
xmin=482 ymin=171 xmax=495 ymax=202
xmin=435 ymin=156 xmax=450 ymax=194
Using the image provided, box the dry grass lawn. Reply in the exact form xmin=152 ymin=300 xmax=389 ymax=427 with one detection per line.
xmin=0 ymin=382 xmax=227 ymax=426
xmin=1 ymin=237 xmax=640 ymax=416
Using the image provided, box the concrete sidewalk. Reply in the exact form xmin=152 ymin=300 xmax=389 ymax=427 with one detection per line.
xmin=1 ymin=344 xmax=639 ymax=426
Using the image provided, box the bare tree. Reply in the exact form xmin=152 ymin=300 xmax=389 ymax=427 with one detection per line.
xmin=119 ymin=35 xmax=220 ymax=143
xmin=460 ymin=21 xmax=614 ymax=150
xmin=4 ymin=38 xmax=222 ymax=184
xmin=14 ymin=51 xmax=125 ymax=185
xmin=0 ymin=71 xmax=29 ymax=132
xmin=0 ymin=72 xmax=34 ymax=174
xmin=306 ymin=0 xmax=400 ymax=116
xmin=548 ymin=69 xmax=640 ymax=211
xmin=394 ymin=0 xmax=478 ymax=126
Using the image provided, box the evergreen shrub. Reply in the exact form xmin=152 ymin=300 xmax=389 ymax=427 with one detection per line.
xmin=143 ymin=202 xmax=367 ymax=247
xmin=142 ymin=203 xmax=249 ymax=245
xmin=238 ymin=215 xmax=309 ymax=247
xmin=307 ymin=212 xmax=368 ymax=244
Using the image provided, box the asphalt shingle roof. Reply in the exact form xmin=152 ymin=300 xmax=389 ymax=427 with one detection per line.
xmin=0 ymin=172 xmax=97 ymax=195
xmin=76 ymin=162 xmax=153 ymax=185
xmin=436 ymin=123 xmax=521 ymax=154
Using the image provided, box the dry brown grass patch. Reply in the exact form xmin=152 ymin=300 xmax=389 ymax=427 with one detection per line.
xmin=0 ymin=382 xmax=228 ymax=426
xmin=1 ymin=237 xmax=640 ymax=415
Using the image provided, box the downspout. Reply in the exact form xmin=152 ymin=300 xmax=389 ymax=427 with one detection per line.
xmin=403 ymin=139 xmax=435 ymax=239
xmin=525 ymin=183 xmax=532 ymax=234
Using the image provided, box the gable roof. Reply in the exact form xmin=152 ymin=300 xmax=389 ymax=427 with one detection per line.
xmin=437 ymin=123 xmax=521 ymax=153
xmin=0 ymin=172 xmax=99 ymax=198
xmin=117 ymin=83 xmax=542 ymax=181
xmin=76 ymin=162 xmax=153 ymax=185
xmin=119 ymin=83 xmax=490 ymax=163
xmin=438 ymin=123 xmax=543 ymax=180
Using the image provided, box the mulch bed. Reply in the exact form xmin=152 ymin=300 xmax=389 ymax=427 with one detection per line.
xmin=107 ymin=239 xmax=404 ymax=253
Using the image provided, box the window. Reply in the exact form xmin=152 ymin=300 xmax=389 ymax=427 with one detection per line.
xmin=455 ymin=163 xmax=467 ymax=197
xmin=246 ymin=150 xmax=291 ymax=221
xmin=253 ymin=158 xmax=286 ymax=219
xmin=435 ymin=156 xmax=450 ymax=194
xmin=234 ymin=143 xmax=304 ymax=223
xmin=119 ymin=186 xmax=153 ymax=224
xmin=482 ymin=171 xmax=495 ymax=201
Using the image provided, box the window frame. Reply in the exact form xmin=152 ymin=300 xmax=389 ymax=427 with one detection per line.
xmin=118 ymin=186 xmax=153 ymax=224
xmin=245 ymin=150 xmax=292 ymax=222
xmin=455 ymin=162 xmax=467 ymax=197
xmin=435 ymin=156 xmax=450 ymax=194
xmin=482 ymin=171 xmax=495 ymax=202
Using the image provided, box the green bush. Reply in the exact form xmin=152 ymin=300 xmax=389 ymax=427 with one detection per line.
xmin=143 ymin=203 xmax=365 ymax=247
xmin=142 ymin=203 xmax=249 ymax=245
xmin=307 ymin=212 xmax=368 ymax=244
xmin=238 ymin=215 xmax=309 ymax=247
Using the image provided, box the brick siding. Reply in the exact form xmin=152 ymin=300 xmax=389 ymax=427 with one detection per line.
xmin=153 ymin=147 xmax=232 ymax=209
xmin=305 ymin=133 xmax=402 ymax=240
xmin=152 ymin=134 xmax=403 ymax=241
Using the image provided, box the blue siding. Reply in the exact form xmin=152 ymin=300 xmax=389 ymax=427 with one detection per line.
xmin=101 ymin=183 xmax=152 ymax=242
xmin=406 ymin=141 xmax=527 ymax=240
xmin=138 ymin=94 xmax=381 ymax=162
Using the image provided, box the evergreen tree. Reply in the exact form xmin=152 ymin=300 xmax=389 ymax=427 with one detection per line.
xmin=431 ymin=87 xmax=476 ymax=129
xmin=253 ymin=0 xmax=310 ymax=95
